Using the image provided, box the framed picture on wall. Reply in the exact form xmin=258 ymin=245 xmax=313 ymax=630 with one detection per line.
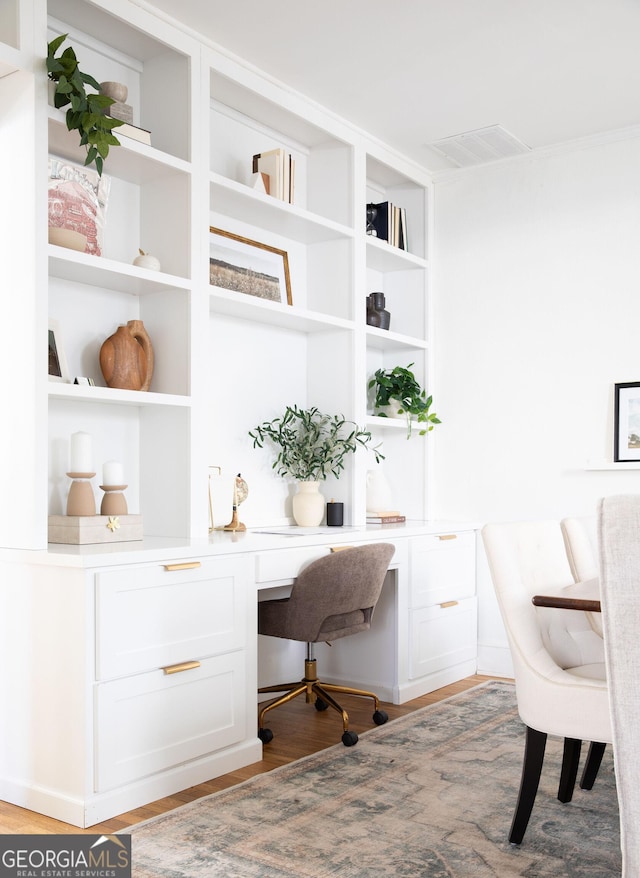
xmin=48 ymin=319 xmax=69 ymax=382
xmin=209 ymin=227 xmax=292 ymax=305
xmin=614 ymin=382 xmax=640 ymax=461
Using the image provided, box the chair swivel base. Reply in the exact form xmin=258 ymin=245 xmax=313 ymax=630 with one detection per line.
xmin=258 ymin=658 xmax=388 ymax=747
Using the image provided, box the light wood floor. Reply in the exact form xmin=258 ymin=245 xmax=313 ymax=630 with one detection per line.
xmin=0 ymin=674 xmax=499 ymax=835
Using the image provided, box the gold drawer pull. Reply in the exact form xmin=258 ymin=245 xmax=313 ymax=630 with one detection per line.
xmin=162 ymin=660 xmax=201 ymax=675
xmin=163 ymin=561 xmax=202 ymax=571
xmin=440 ymin=600 xmax=459 ymax=609
xmin=438 ymin=534 xmax=458 ymax=541
xmin=330 ymin=546 xmax=353 ymax=552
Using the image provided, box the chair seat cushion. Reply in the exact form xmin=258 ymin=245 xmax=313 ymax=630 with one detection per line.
xmin=565 ymin=662 xmax=607 ymax=681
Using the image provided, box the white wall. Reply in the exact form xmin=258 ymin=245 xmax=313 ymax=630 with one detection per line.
xmin=432 ymin=132 xmax=640 ymax=674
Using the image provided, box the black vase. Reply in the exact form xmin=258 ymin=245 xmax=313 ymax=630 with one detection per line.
xmin=366 ymin=292 xmax=390 ymax=330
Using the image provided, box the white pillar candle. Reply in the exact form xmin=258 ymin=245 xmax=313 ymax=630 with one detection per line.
xmin=70 ymin=431 xmax=92 ymax=473
xmin=103 ymin=460 xmax=124 ymax=486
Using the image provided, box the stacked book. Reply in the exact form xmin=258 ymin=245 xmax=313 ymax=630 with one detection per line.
xmin=252 ymin=148 xmax=295 ymax=203
xmin=366 ymin=510 xmax=406 ymax=524
xmin=366 ymin=201 xmax=408 ymax=250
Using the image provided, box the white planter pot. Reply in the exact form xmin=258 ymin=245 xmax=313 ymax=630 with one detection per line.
xmin=375 ymin=399 xmax=406 ymax=419
xmin=292 ymin=481 xmax=325 ymax=526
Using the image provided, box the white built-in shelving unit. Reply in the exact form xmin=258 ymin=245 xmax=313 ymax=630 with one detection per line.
xmin=0 ymin=0 xmax=435 ymax=547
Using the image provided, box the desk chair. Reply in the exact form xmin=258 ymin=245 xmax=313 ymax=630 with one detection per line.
xmin=482 ymin=520 xmax=611 ymax=844
xmin=257 ymin=542 xmax=395 ymax=747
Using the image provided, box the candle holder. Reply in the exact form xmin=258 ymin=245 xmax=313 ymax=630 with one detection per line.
xmin=99 ymin=485 xmax=128 ymax=515
xmin=66 ymin=472 xmax=96 ymax=516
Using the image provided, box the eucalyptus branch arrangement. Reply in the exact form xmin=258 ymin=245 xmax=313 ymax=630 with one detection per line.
xmin=249 ymin=405 xmax=383 ymax=481
xmin=47 ymin=34 xmax=123 ymax=176
xmin=369 ymin=363 xmax=441 ymax=438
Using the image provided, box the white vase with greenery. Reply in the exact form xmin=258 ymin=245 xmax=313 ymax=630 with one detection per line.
xmin=249 ymin=405 xmax=383 ymax=526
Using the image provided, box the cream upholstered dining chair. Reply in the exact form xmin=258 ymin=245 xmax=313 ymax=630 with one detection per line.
xmin=257 ymin=542 xmax=395 ymax=747
xmin=598 ymin=494 xmax=640 ymax=878
xmin=482 ymin=519 xmax=611 ymax=844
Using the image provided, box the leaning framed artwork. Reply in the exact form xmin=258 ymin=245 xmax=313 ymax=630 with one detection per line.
xmin=48 ymin=319 xmax=69 ymax=382
xmin=614 ymin=382 xmax=640 ymax=461
xmin=209 ymin=227 xmax=292 ymax=305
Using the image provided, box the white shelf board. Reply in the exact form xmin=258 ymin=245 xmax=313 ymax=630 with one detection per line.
xmin=585 ymin=461 xmax=640 ymax=471
xmin=48 ymin=112 xmax=191 ymax=184
xmin=366 ymin=326 xmax=428 ymax=351
xmin=48 ymin=383 xmax=191 ymax=408
xmin=209 ymin=287 xmax=353 ymax=333
xmin=210 ymin=173 xmax=353 ymax=244
xmin=48 ymin=247 xmax=190 ymax=295
xmin=366 ymin=236 xmax=427 ymax=272
xmin=366 ymin=414 xmax=410 ymax=431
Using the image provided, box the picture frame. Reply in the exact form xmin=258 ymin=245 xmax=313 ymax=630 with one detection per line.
xmin=209 ymin=227 xmax=292 ymax=305
xmin=48 ymin=319 xmax=69 ymax=382
xmin=614 ymin=382 xmax=640 ymax=461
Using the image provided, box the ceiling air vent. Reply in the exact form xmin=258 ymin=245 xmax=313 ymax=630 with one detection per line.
xmin=428 ymin=124 xmax=531 ymax=167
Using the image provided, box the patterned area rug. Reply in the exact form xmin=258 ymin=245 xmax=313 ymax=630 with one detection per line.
xmin=126 ymin=681 xmax=621 ymax=877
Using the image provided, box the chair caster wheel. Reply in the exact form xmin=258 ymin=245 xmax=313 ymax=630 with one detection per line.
xmin=258 ymin=727 xmax=273 ymax=744
xmin=315 ymin=697 xmax=329 ymax=711
xmin=373 ymin=709 xmax=388 ymax=725
xmin=342 ymin=730 xmax=358 ymax=747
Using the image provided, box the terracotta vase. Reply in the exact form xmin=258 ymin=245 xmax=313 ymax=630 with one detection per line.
xmin=99 ymin=320 xmax=154 ymax=391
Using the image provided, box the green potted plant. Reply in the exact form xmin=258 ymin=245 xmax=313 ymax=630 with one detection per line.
xmin=47 ymin=34 xmax=123 ymax=176
xmin=249 ymin=405 xmax=383 ymax=525
xmin=369 ymin=363 xmax=441 ymax=438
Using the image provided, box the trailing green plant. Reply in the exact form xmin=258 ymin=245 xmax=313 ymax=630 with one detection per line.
xmin=47 ymin=34 xmax=123 ymax=176
xmin=249 ymin=405 xmax=383 ymax=481
xmin=369 ymin=363 xmax=441 ymax=438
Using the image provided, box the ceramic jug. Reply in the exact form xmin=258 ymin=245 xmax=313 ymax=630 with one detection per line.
xmin=99 ymin=319 xmax=154 ymax=391
xmin=366 ymin=468 xmax=394 ymax=512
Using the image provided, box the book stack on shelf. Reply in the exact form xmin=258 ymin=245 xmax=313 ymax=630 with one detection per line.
xmin=366 ymin=510 xmax=407 ymax=524
xmin=252 ymin=148 xmax=295 ymax=203
xmin=115 ymin=122 xmax=151 ymax=145
xmin=366 ymin=201 xmax=408 ymax=250
xmin=102 ymin=82 xmax=152 ymax=146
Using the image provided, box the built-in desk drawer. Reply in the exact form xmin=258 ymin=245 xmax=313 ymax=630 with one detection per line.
xmin=254 ymin=546 xmax=331 ymax=585
xmin=410 ymin=531 xmax=476 ymax=609
xmin=95 ymin=650 xmax=246 ymax=791
xmin=95 ymin=556 xmax=250 ymax=680
xmin=254 ymin=538 xmax=405 ymax=586
xmin=409 ymin=596 xmax=477 ymax=679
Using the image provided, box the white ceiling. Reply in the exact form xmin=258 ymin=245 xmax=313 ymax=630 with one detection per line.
xmin=143 ymin=0 xmax=640 ymax=171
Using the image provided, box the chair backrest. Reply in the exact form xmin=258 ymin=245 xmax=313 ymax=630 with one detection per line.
xmin=561 ymin=515 xmax=599 ymax=581
xmin=561 ymin=515 xmax=602 ymax=635
xmin=482 ymin=520 xmax=609 ymax=743
xmin=598 ymin=494 xmax=640 ymax=877
xmin=280 ymin=542 xmax=395 ymax=643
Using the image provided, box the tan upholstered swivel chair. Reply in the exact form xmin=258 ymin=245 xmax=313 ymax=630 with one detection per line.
xmin=482 ymin=520 xmax=611 ymax=845
xmin=257 ymin=542 xmax=395 ymax=747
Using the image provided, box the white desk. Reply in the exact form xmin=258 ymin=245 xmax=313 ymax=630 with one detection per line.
xmin=0 ymin=520 xmax=477 ymax=827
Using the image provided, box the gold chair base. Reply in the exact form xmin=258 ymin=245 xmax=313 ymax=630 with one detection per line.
xmin=258 ymin=658 xmax=383 ymax=735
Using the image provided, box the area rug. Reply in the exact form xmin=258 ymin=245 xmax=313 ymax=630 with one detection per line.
xmin=125 ymin=681 xmax=621 ymax=877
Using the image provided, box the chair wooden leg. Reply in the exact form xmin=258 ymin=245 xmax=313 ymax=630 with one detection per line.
xmin=558 ymin=737 xmax=581 ymax=803
xmin=509 ymin=725 xmax=547 ymax=845
xmin=580 ymin=741 xmax=606 ymax=790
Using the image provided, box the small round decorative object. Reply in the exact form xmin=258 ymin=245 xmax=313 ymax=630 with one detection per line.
xmin=133 ymin=249 xmax=161 ymax=271
xmin=100 ymin=81 xmax=128 ymax=103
